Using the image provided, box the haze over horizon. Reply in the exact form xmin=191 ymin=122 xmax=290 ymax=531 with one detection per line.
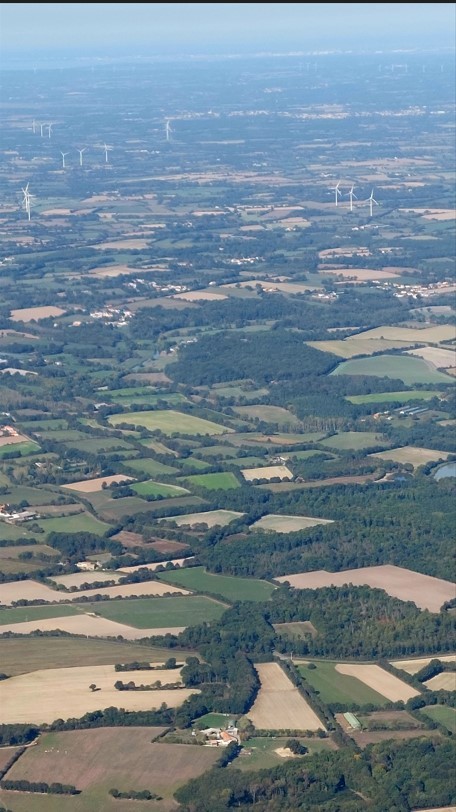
xmin=1 ymin=2 xmax=455 ymax=62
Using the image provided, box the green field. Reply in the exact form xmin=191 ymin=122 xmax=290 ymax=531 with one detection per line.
xmin=178 ymin=457 xmax=212 ymax=471
xmin=109 ymin=409 xmax=232 ymax=436
xmin=83 ymin=596 xmax=227 ymax=628
xmin=298 ymin=661 xmax=388 ymax=706
xmin=157 ymin=566 xmax=276 ymax=603
xmin=346 ymin=390 xmax=440 ymax=405
xmin=421 ymin=705 xmax=456 ymax=733
xmin=132 ymin=479 xmax=190 ymax=498
xmin=37 ymin=513 xmax=111 ymax=536
xmin=193 ymin=712 xmax=234 ymax=728
xmin=0 ymin=441 xmax=40 ymax=458
xmin=320 ymin=432 xmax=387 ymax=451
xmin=124 ymin=457 xmax=179 ymax=476
xmin=181 ymin=472 xmax=240 ymax=490
xmin=0 ymin=636 xmax=197 ymax=677
xmin=234 ymin=737 xmax=334 ymax=772
xmin=0 ymin=604 xmax=79 ymax=626
xmin=331 ymin=355 xmax=454 ymax=385
xmin=65 ymin=438 xmax=135 ymax=454
xmin=234 ymin=405 xmax=300 ymax=427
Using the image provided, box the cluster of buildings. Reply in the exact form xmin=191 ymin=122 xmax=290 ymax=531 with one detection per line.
xmin=199 ymin=723 xmax=240 ymax=748
xmin=0 ymin=504 xmax=39 ymax=524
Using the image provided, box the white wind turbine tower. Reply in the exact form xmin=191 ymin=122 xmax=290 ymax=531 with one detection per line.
xmin=21 ymin=183 xmax=34 ymax=221
xmin=60 ymin=151 xmax=69 ymax=169
xmin=32 ymin=119 xmax=36 ymax=134
xmin=347 ymin=185 xmax=358 ymax=212
xmin=367 ymin=189 xmax=379 ymax=218
xmin=332 ymin=181 xmax=342 ymax=207
xmin=47 ymin=123 xmax=53 ymax=139
xmin=77 ymin=148 xmax=86 ymax=167
xmin=103 ymin=143 xmax=112 ymax=163
xmin=40 ymin=123 xmax=45 ymax=137
xmin=165 ymin=119 xmax=172 ymax=142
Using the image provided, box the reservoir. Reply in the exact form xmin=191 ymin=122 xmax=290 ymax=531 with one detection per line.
xmin=434 ymin=462 xmax=456 ymax=480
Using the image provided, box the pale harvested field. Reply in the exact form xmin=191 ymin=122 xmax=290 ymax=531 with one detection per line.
xmin=276 ymin=565 xmax=455 ymax=612
xmin=406 ymin=346 xmax=456 ymax=369
xmin=391 ymin=654 xmax=456 ymax=675
xmin=89 ymin=264 xmax=138 ymax=277
xmin=322 ymin=267 xmax=400 ymax=280
xmin=95 ymin=239 xmax=150 ymax=250
xmin=41 ymin=208 xmax=71 ymax=216
xmin=424 ymin=672 xmax=456 ymax=691
xmin=0 ymin=578 xmax=189 ymax=606
xmin=335 ymin=664 xmax=419 ymax=702
xmin=400 ymin=208 xmax=456 ymax=221
xmin=10 ymin=306 xmax=65 ymax=322
xmin=247 ymin=663 xmax=325 ymax=731
xmin=0 ymin=614 xmax=185 ymax=639
xmin=308 ymin=338 xmax=415 ymax=358
xmin=241 ymin=464 xmax=293 ymax=482
xmin=172 ymin=290 xmax=228 ymax=301
xmin=159 ymin=509 xmax=244 ymax=528
xmin=0 ymin=432 xmax=29 ymax=447
xmin=62 ymin=474 xmax=135 ymax=492
xmin=371 ymin=445 xmax=450 ymax=468
xmin=350 ymin=325 xmax=456 ymax=343
xmin=415 ymin=807 xmax=456 ymax=812
xmin=118 ymin=557 xmax=194 ymax=573
xmin=223 ymin=280 xmax=317 ymax=294
xmin=50 ymin=571 xmax=123 ymax=588
xmin=0 ymin=664 xmax=196 ymax=724
xmin=250 ymin=514 xmax=334 ymax=533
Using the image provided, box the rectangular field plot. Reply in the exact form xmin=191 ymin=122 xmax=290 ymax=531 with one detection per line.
xmin=247 ymin=663 xmax=325 ymax=731
xmin=298 ymin=661 xmax=389 ymax=706
xmin=3 ymin=728 xmax=220 ymax=805
xmin=0 ymin=577 xmax=189 ymax=607
xmin=36 ymin=513 xmax=111 ymax=536
xmin=390 ymin=655 xmax=456 ymax=675
xmin=370 ymin=445 xmax=450 ymax=468
xmin=424 ymin=672 xmax=456 ymax=691
xmin=349 ymin=325 xmax=456 ymax=343
xmin=308 ymin=338 xmax=418 ymax=359
xmin=157 ymin=566 xmax=276 ymax=603
xmin=334 ymin=664 xmax=420 ymax=702
xmin=124 ymin=457 xmax=180 ymax=476
xmin=0 ymin=604 xmax=79 ymax=625
xmin=0 ymin=440 xmax=40 ymax=458
xmin=234 ymin=405 xmax=300 ymax=427
xmin=421 ymin=705 xmax=456 ymax=733
xmin=10 ymin=305 xmax=66 ymax=322
xmin=250 ymin=514 xmax=334 ymax=533
xmin=50 ymin=571 xmax=123 ymax=588
xmin=331 ymin=355 xmax=454 ymax=384
xmin=158 ymin=509 xmax=244 ymax=528
xmin=276 ymin=565 xmax=456 ymax=613
xmin=83 ymin=596 xmax=226 ymax=628
xmin=320 ymin=431 xmax=387 ymax=450
xmin=0 ymin=636 xmax=195 ymax=677
xmin=62 ymin=474 xmax=135 ymax=492
xmin=181 ymin=472 xmax=240 ymax=490
xmin=108 ymin=409 xmax=232 ymax=435
xmin=132 ymin=479 xmax=190 ymax=497
xmin=241 ymin=464 xmax=293 ymax=482
xmin=0 ymin=664 xmax=197 ymax=724
xmin=407 ymin=346 xmax=456 ymax=369
xmin=235 ymin=735 xmax=336 ymax=772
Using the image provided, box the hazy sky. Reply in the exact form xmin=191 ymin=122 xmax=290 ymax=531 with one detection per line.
xmin=1 ymin=3 xmax=455 ymax=55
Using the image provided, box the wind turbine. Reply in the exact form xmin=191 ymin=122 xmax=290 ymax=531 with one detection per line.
xmin=346 ymin=185 xmax=358 ymax=212
xmin=47 ymin=123 xmax=53 ymax=139
xmin=32 ymin=119 xmax=36 ymax=134
xmin=21 ymin=183 xmax=34 ymax=221
xmin=332 ymin=181 xmax=342 ymax=207
xmin=77 ymin=148 xmax=86 ymax=167
xmin=367 ymin=189 xmax=379 ymax=218
xmin=165 ymin=119 xmax=172 ymax=142
xmin=40 ymin=123 xmax=45 ymax=137
xmin=60 ymin=151 xmax=69 ymax=169
xmin=103 ymin=143 xmax=112 ymax=163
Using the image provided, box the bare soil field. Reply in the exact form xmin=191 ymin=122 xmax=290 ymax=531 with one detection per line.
xmin=62 ymin=474 xmax=135 ymax=492
xmin=0 ymin=664 xmax=196 ymax=724
xmin=424 ymin=672 xmax=456 ymax=691
xmin=406 ymin=346 xmax=456 ymax=369
xmin=224 ymin=280 xmax=318 ymax=294
xmin=371 ymin=445 xmax=450 ymax=468
xmin=391 ymin=654 xmax=456 ymax=675
xmin=0 ymin=613 xmax=185 ymax=639
xmin=241 ymin=464 xmax=293 ymax=482
xmin=260 ymin=473 xmax=378 ymax=492
xmin=335 ymin=664 xmax=419 ymax=702
xmin=89 ymin=264 xmax=140 ymax=277
xmin=50 ymin=571 xmax=123 ymax=588
xmin=276 ymin=565 xmax=455 ymax=612
xmin=95 ymin=239 xmax=150 ymax=250
xmin=172 ymin=290 xmax=228 ymax=301
xmin=247 ymin=663 xmax=325 ymax=731
xmin=123 ymin=372 xmax=171 ymax=384
xmin=250 ymin=514 xmax=334 ymax=533
xmin=118 ymin=557 xmax=194 ymax=573
xmin=322 ymin=267 xmax=400 ymax=280
xmin=0 ymin=432 xmax=30 ymax=447
xmin=308 ymin=338 xmax=417 ymax=358
xmin=400 ymin=208 xmax=456 ymax=220
xmin=0 ymin=577 xmax=189 ymax=606
xmin=10 ymin=306 xmax=66 ymax=322
xmin=111 ymin=529 xmax=149 ymax=546
xmin=4 ymin=728 xmax=219 ymax=806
